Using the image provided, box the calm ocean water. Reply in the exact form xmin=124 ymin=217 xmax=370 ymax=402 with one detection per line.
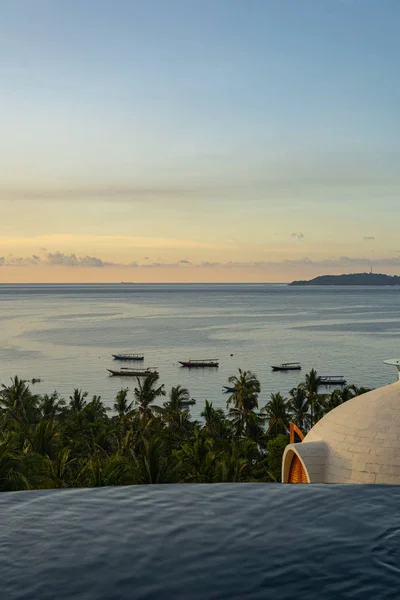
xmin=1 ymin=283 xmax=400 ymax=418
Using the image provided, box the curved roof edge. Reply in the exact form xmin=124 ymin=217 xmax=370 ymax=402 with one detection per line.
xmin=282 ymin=441 xmax=329 ymax=483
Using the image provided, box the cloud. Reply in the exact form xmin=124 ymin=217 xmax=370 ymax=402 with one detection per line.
xmin=46 ymin=252 xmax=108 ymax=268
xmin=2 ymin=150 xmax=400 ymax=210
xmin=79 ymin=256 xmax=105 ymax=268
xmin=0 ymin=183 xmax=198 ymax=203
xmin=46 ymin=252 xmax=79 ymax=266
xmin=141 ymin=262 xmax=185 ymax=268
xmin=363 ymin=236 xmax=375 ymax=241
xmin=291 ymin=232 xmax=305 ymax=240
xmin=0 ymin=254 xmax=42 ymax=267
xmin=198 ymin=261 xmax=220 ymax=268
xmin=1 ymin=250 xmax=400 ymax=271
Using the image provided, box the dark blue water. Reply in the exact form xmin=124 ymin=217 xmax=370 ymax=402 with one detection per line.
xmin=1 ymin=283 xmax=400 ymax=418
xmin=1 ymin=484 xmax=400 ymax=599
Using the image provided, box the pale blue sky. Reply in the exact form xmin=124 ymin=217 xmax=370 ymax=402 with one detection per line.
xmin=1 ymin=0 xmax=399 ymax=281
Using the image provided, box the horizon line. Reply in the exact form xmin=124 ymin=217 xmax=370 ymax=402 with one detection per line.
xmin=0 ymin=281 xmax=290 ymax=285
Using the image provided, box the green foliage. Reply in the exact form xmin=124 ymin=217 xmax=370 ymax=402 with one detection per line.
xmin=0 ymin=369 xmax=369 ymax=492
xmin=134 ymin=373 xmax=165 ymax=420
xmin=264 ymin=393 xmax=289 ymax=437
xmin=226 ymin=369 xmax=265 ymax=440
xmin=288 ymin=387 xmax=310 ymax=431
xmin=266 ymin=434 xmax=290 ymax=482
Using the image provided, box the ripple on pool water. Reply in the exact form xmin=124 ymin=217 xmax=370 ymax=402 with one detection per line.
xmin=1 ymin=484 xmax=400 ymax=599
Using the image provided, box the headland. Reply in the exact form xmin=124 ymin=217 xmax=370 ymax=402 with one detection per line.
xmin=289 ymin=272 xmax=400 ymax=286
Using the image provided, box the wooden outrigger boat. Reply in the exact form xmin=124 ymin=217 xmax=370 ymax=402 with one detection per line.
xmin=180 ymin=399 xmax=196 ymax=407
xmin=271 ymin=362 xmax=301 ymax=372
xmin=112 ymin=353 xmax=144 ymax=361
xmin=223 ymin=386 xmax=238 ymax=393
xmin=320 ymin=376 xmax=347 ymax=386
xmin=179 ymin=359 xmax=219 ymax=368
xmin=107 ymin=367 xmax=158 ymax=377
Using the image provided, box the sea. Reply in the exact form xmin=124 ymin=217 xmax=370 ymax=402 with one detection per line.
xmin=1 ymin=283 xmax=400 ymax=418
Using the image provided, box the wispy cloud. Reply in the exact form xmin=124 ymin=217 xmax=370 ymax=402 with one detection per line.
xmin=140 ymin=262 xmax=181 ymax=269
xmin=2 ymin=152 xmax=399 ymax=206
xmin=1 ymin=252 xmax=400 ymax=270
xmin=46 ymin=252 xmax=107 ymax=268
xmin=0 ymin=234 xmax=220 ymax=251
xmin=0 ymin=183 xmax=198 ymax=203
xmin=0 ymin=254 xmax=43 ymax=267
xmin=276 ymin=256 xmax=400 ymax=268
xmin=363 ymin=236 xmax=375 ymax=241
xmin=0 ymin=251 xmax=115 ymax=268
xmin=291 ymin=232 xmax=305 ymax=240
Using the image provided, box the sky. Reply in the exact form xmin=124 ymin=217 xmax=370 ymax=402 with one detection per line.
xmin=1 ymin=0 xmax=399 ymax=282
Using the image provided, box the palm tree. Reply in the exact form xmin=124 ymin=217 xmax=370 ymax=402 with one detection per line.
xmin=215 ymin=437 xmax=260 ymax=482
xmin=28 ymin=419 xmax=60 ymax=459
xmin=288 ymin=386 xmax=310 ymax=432
xmin=69 ymin=389 xmax=88 ymax=413
xmin=39 ymin=448 xmax=76 ymax=489
xmin=153 ymin=387 xmax=195 ymax=451
xmin=215 ymin=440 xmax=248 ymax=482
xmin=40 ymin=392 xmax=66 ymax=419
xmin=321 ymin=385 xmax=356 ymax=415
xmin=228 ymin=405 xmax=266 ymax=441
xmin=226 ymin=369 xmax=264 ymax=439
xmin=226 ymin=369 xmax=260 ymax=410
xmin=84 ymin=395 xmax=107 ymax=422
xmin=134 ymin=373 xmax=165 ymax=420
xmin=81 ymin=453 xmax=133 ymax=487
xmin=164 ymin=385 xmax=190 ymax=411
xmin=335 ymin=385 xmax=356 ymax=404
xmin=0 ymin=376 xmax=40 ymax=425
xmin=201 ymin=400 xmax=229 ymax=438
xmin=0 ymin=435 xmax=30 ymax=491
xmin=134 ymin=437 xmax=173 ymax=484
xmin=301 ymin=369 xmax=322 ymax=427
xmin=173 ymin=431 xmax=217 ymax=483
xmin=349 ymin=385 xmax=372 ymax=397
xmin=264 ymin=393 xmax=289 ymax=437
xmin=112 ymin=388 xmax=133 ymax=418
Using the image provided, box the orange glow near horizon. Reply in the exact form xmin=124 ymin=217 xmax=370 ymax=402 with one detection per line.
xmin=1 ymin=264 xmax=400 ymax=284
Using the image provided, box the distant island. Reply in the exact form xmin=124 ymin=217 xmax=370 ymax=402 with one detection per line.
xmin=289 ymin=272 xmax=400 ymax=286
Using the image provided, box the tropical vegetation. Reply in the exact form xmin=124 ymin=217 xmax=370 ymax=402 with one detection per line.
xmin=0 ymin=370 xmax=369 ymax=491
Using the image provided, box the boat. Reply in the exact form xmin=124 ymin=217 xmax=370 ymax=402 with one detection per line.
xmin=179 ymin=359 xmax=219 ymax=368
xmin=180 ymin=399 xmax=196 ymax=406
xmin=112 ymin=353 xmax=144 ymax=361
xmin=320 ymin=376 xmax=347 ymax=386
xmin=271 ymin=362 xmax=302 ymax=372
xmin=107 ymin=367 xmax=158 ymax=377
xmin=223 ymin=386 xmax=238 ymax=393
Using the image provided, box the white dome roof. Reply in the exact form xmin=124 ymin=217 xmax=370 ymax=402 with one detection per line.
xmin=282 ymin=379 xmax=400 ymax=484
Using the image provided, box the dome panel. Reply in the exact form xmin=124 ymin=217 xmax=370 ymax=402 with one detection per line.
xmin=282 ymin=381 xmax=400 ymax=484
